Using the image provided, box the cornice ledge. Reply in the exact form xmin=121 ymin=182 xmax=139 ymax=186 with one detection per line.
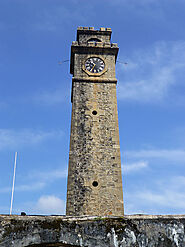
xmin=72 ymin=77 xmax=117 ymax=83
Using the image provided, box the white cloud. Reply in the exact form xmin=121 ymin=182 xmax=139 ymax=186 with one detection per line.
xmin=0 ymin=128 xmax=63 ymax=150
xmin=127 ymin=183 xmax=185 ymax=210
xmin=30 ymin=168 xmax=67 ymax=181
xmin=134 ymin=190 xmax=185 ymax=209
xmin=109 ymin=0 xmax=163 ymax=10
xmin=125 ymin=175 xmax=185 ymax=214
xmin=33 ymin=88 xmax=69 ymax=105
xmin=117 ymin=41 xmax=185 ymax=103
xmin=33 ymin=5 xmax=87 ymax=32
xmin=123 ymin=161 xmax=148 ymax=173
xmin=0 ymin=182 xmax=45 ymax=193
xmin=30 ymin=167 xmax=68 ymax=183
xmin=0 ymin=167 xmax=67 ymax=194
xmin=118 ymin=68 xmax=173 ymax=102
xmin=16 ymin=182 xmax=46 ymax=192
xmin=125 ymin=149 xmax=185 ymax=163
xmin=36 ymin=195 xmax=65 ymax=215
xmin=10 ymin=195 xmax=66 ymax=215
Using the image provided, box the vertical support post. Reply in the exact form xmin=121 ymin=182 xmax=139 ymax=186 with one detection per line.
xmin=10 ymin=152 xmax=17 ymax=215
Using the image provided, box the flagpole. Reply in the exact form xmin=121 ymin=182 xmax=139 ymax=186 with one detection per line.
xmin=10 ymin=152 xmax=17 ymax=215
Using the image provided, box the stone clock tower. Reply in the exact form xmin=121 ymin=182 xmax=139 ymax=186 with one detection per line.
xmin=66 ymin=27 xmax=124 ymax=216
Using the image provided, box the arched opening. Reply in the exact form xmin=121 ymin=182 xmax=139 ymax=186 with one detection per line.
xmin=87 ymin=38 xmax=102 ymax=43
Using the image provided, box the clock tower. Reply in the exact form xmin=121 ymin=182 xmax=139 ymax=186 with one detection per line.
xmin=66 ymin=27 xmax=124 ymax=216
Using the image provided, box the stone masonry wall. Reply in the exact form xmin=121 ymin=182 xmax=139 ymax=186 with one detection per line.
xmin=67 ymin=27 xmax=123 ymax=217
xmin=0 ymin=215 xmax=185 ymax=247
xmin=66 ymin=81 xmax=124 ymax=216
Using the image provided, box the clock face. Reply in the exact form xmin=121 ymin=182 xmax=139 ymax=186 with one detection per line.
xmin=85 ymin=57 xmax=105 ymax=73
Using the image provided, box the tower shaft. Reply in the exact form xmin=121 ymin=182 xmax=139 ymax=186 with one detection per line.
xmin=66 ymin=27 xmax=124 ymax=216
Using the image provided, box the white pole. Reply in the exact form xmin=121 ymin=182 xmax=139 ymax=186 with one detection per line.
xmin=10 ymin=152 xmax=17 ymax=215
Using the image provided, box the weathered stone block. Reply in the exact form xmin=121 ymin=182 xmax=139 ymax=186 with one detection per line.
xmin=1 ymin=215 xmax=185 ymax=247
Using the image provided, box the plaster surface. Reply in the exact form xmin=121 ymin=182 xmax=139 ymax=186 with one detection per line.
xmin=1 ymin=215 xmax=185 ymax=247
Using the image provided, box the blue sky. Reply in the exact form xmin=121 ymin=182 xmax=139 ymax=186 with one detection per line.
xmin=0 ymin=0 xmax=185 ymax=215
